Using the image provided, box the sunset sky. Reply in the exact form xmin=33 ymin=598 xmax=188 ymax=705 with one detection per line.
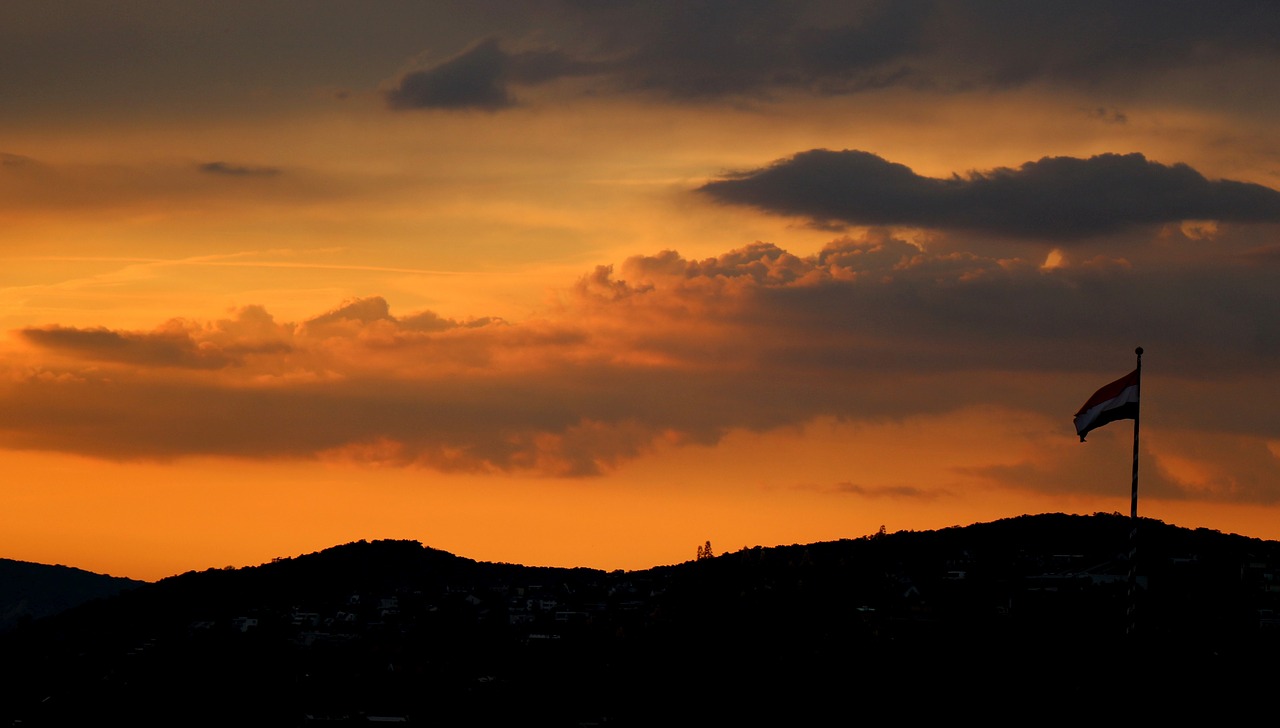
xmin=4 ymin=1 xmax=1280 ymax=581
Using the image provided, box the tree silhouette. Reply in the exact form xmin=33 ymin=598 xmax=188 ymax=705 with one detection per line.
xmin=696 ymin=541 xmax=714 ymax=560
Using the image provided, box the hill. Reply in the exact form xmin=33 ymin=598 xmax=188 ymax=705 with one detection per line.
xmin=1 ymin=512 xmax=1277 ymax=725
xmin=0 ymin=558 xmax=143 ymax=633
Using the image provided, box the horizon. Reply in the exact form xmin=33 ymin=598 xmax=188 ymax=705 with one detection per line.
xmin=18 ymin=509 xmax=1257 ymax=584
xmin=4 ymin=3 xmax=1280 ymax=583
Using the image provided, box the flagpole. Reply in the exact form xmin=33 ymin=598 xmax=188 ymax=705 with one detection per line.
xmin=1127 ymin=346 xmax=1143 ymax=637
xmin=1130 ymin=346 xmax=1142 ymax=519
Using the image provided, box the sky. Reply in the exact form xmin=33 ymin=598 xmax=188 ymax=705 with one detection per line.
xmin=4 ymin=1 xmax=1280 ymax=581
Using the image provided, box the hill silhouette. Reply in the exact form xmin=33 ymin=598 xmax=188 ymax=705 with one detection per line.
xmin=1 ymin=512 xmax=1277 ymax=725
xmin=0 ymin=559 xmax=143 ymax=634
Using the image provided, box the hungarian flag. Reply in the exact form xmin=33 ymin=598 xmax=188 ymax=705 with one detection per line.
xmin=1073 ymin=368 xmax=1140 ymax=442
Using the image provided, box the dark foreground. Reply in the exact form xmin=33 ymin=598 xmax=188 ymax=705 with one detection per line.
xmin=2 ymin=513 xmax=1277 ymax=725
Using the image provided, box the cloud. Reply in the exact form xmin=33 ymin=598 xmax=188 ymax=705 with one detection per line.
xmin=379 ymin=3 xmax=928 ymax=108
xmin=0 ymin=155 xmax=348 ymax=216
xmin=1087 ymin=107 xmax=1128 ymax=125
xmin=832 ymin=482 xmax=942 ymax=500
xmin=18 ymin=311 xmax=291 ymax=370
xmin=929 ymin=1 xmax=1280 ymax=88
xmin=565 ymin=0 xmax=926 ymax=99
xmin=302 ymin=297 xmax=396 ymax=329
xmin=697 ymin=150 xmax=1280 ymax=240
xmin=374 ymin=1 xmax=1280 ymax=110
xmin=596 ymin=235 xmax=1280 ymax=381
xmin=962 ymin=429 xmax=1280 ymax=506
xmin=386 ymin=38 xmax=515 ymax=111
xmin=1 ymin=152 xmax=37 ymax=168
xmin=4 ymin=236 xmax=1280 ymax=492
xmin=5 ymin=2 xmax=1278 ymax=119
xmin=384 ymin=37 xmax=594 ymax=111
xmin=199 ymin=161 xmax=282 ymax=178
xmin=19 ymin=326 xmax=239 ymax=370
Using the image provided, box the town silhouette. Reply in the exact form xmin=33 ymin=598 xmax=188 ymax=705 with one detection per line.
xmin=2 ymin=512 xmax=1277 ymax=725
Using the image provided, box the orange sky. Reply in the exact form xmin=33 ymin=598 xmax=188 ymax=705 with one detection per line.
xmin=3 ymin=2 xmax=1280 ymax=581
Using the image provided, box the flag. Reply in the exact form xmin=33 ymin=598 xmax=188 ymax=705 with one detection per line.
xmin=1074 ymin=368 xmax=1139 ymax=442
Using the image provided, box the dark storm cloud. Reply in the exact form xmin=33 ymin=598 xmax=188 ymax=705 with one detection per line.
xmin=378 ymin=0 xmax=1280 ymax=109
xmin=385 ymin=37 xmax=593 ymax=111
xmin=932 ymin=0 xmax=1280 ymax=88
xmin=387 ymin=38 xmax=515 ymax=110
xmin=380 ymin=1 xmax=931 ymax=106
xmin=4 ymin=2 xmax=1278 ymax=118
xmin=560 ymin=0 xmax=928 ymax=99
xmin=698 ymin=150 xmax=1280 ymax=239
xmin=199 ymin=161 xmax=282 ymax=178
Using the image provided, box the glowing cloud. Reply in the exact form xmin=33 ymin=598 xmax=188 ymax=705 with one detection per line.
xmin=5 ymin=231 xmax=1279 ymax=495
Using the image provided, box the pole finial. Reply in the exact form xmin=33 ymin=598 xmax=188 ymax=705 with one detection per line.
xmin=1135 ymin=346 xmax=1143 ymax=357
